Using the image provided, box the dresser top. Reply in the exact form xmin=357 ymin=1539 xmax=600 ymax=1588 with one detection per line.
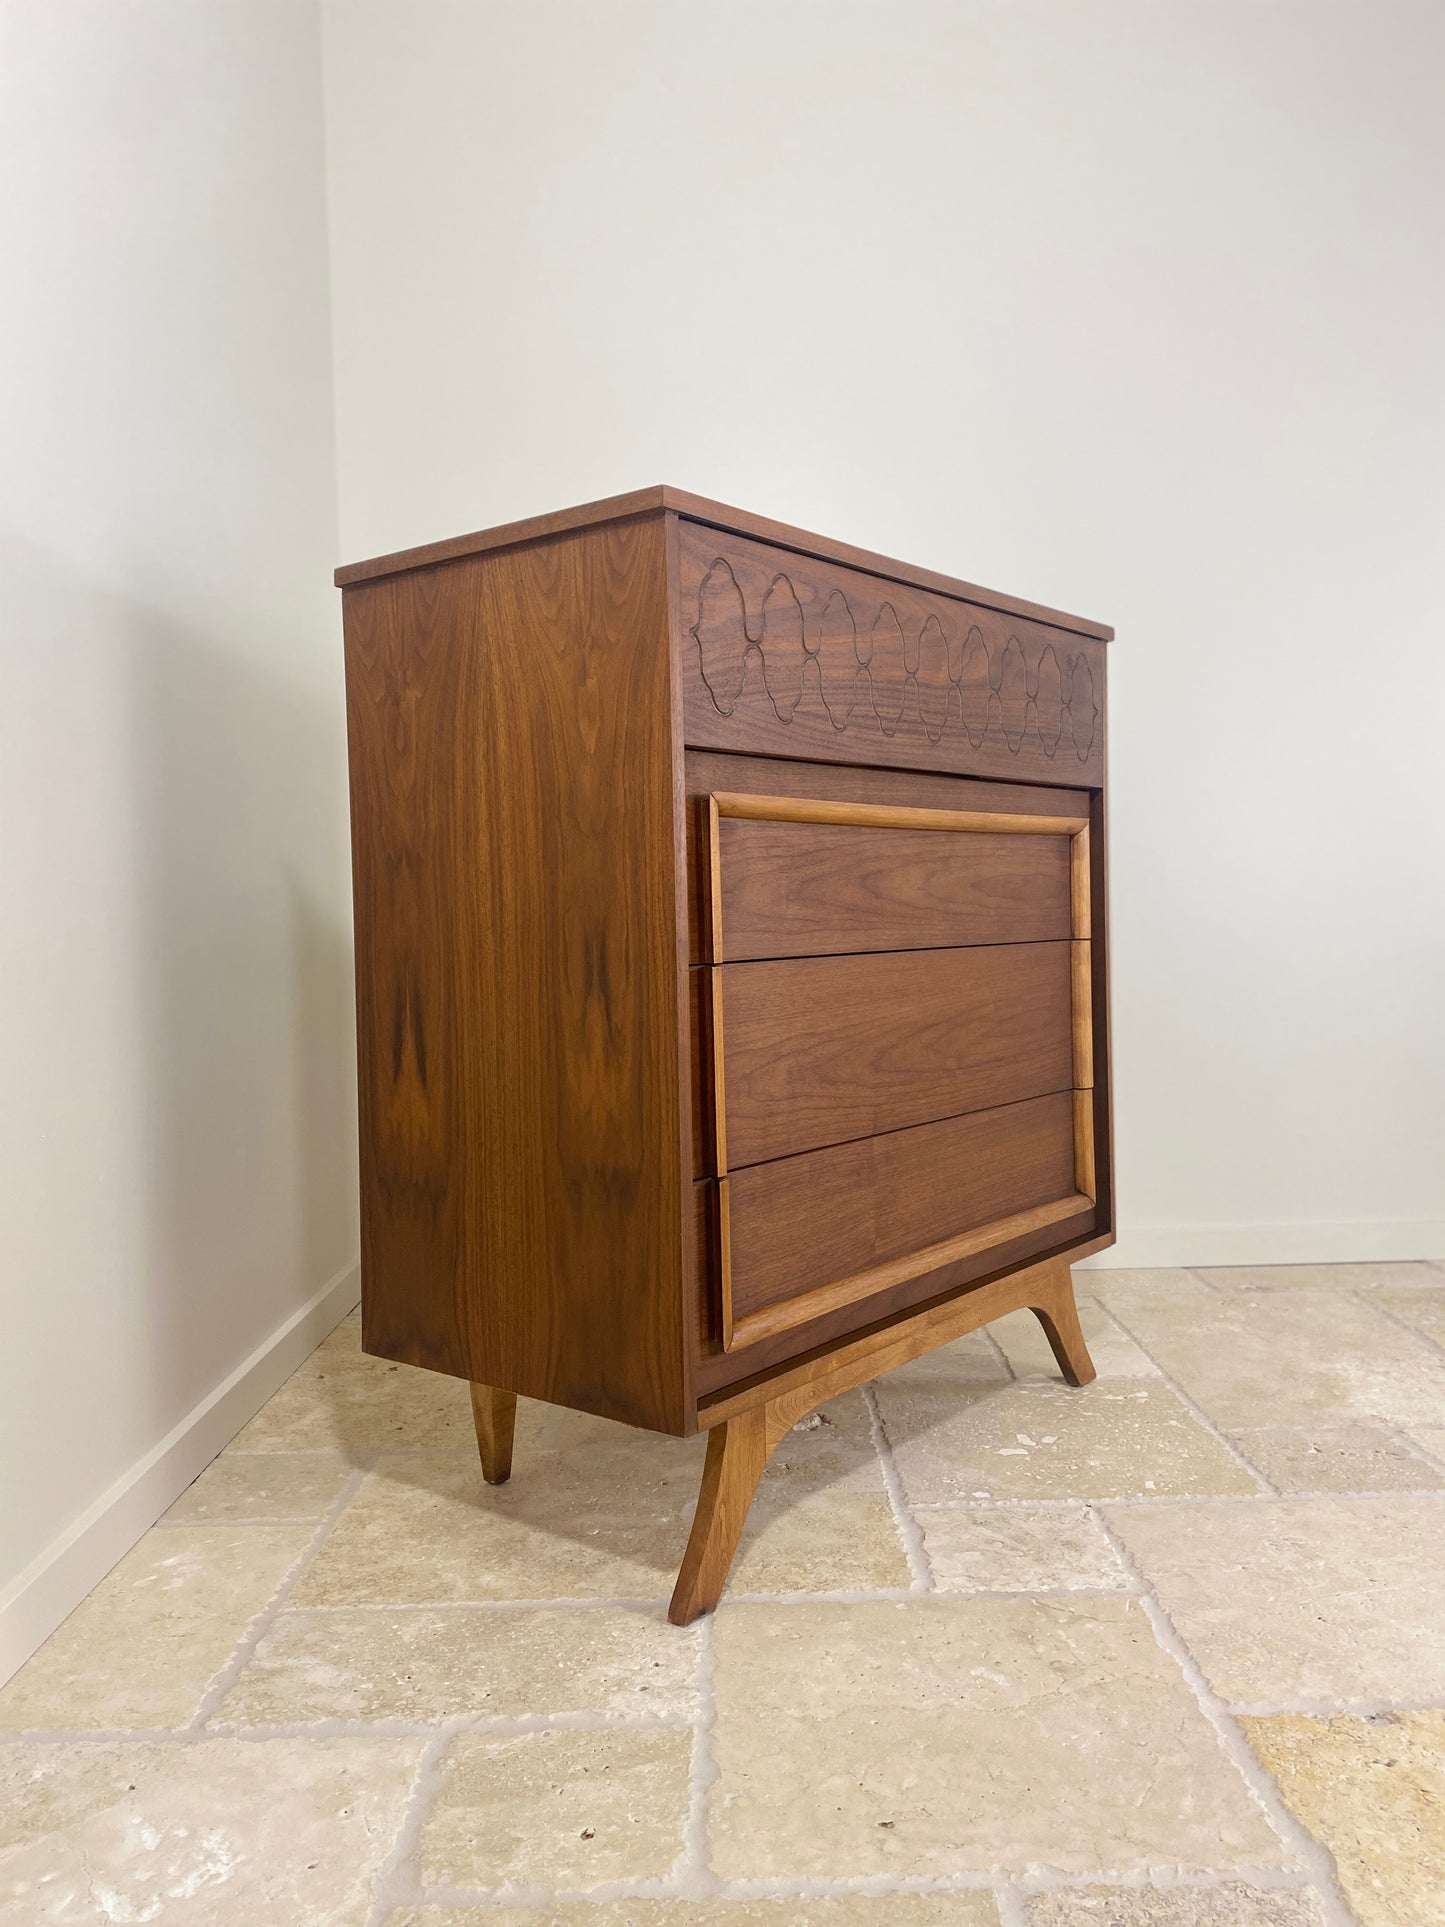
xmin=334 ymin=486 xmax=1113 ymax=642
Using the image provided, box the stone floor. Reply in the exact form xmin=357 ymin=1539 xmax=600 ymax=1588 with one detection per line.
xmin=3 ymin=1263 xmax=1445 ymax=1926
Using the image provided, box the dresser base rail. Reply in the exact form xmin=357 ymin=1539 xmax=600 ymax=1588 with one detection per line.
xmin=668 ymin=1254 xmax=1096 ymax=1625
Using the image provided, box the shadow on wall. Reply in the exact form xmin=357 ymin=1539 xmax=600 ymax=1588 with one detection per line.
xmin=122 ymin=554 xmax=360 ymax=1431
xmin=1 ymin=528 xmax=359 ymax=1563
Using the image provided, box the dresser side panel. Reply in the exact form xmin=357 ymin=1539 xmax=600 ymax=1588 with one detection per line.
xmin=676 ymin=521 xmax=1106 ymax=788
xmin=342 ymin=515 xmax=688 ymax=1433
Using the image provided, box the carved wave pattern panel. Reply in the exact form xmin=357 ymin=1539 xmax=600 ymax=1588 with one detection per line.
xmin=690 ymin=558 xmax=1098 ymax=762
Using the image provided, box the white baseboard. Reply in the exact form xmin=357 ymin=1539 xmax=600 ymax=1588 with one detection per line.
xmin=0 ymin=1257 xmax=361 ymax=1690
xmin=1076 ymin=1221 xmax=1445 ymax=1270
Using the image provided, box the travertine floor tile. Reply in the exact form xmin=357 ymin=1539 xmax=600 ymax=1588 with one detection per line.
xmin=235 ymin=1314 xmax=476 ymax=1456
xmin=1107 ymin=1495 xmax=1445 ymax=1702
xmin=164 ymin=1449 xmax=356 ymax=1522
xmin=1242 ymin=1712 xmax=1445 ymax=1927
xmin=989 ymin=1295 xmax=1159 ymax=1379
xmin=877 ymin=1375 xmax=1258 ymax=1503
xmin=1075 ymin=1267 xmax=1201 ymax=1292
xmin=1225 ymin=1421 xmax=1442 ymax=1494
xmin=519 ymin=1394 xmax=908 ymax=1598
xmin=1092 ymin=1275 xmax=1445 ymax=1434
xmin=0 ymin=1525 xmax=311 ymax=1731
xmin=0 ymin=1736 xmax=421 ymax=1924
xmin=385 ymin=1912 xmax=545 ymax=1927
xmin=710 ymin=1597 xmax=1283 ymax=1878
xmin=1367 ymin=1285 xmax=1445 ymax=1352
xmin=731 ymin=1394 xmax=911 ymax=1594
xmin=214 ymin=1604 xmax=695 ymax=1726
xmin=1021 ymin=1885 xmax=1325 ymax=1925
xmin=1405 ymin=1424 xmax=1445 ymax=1466
xmin=386 ymin=1914 xmax=547 ymax=1926
xmin=389 ymin=1900 xmax=998 ymax=1925
xmin=417 ymin=1727 xmax=691 ymax=1889
xmin=294 ymin=1392 xmax=901 ymax=1607
xmin=920 ymin=1504 xmax=1127 ymax=1592
xmin=1197 ymin=1263 xmax=1442 ymax=1292
xmin=294 ymin=1432 xmax=705 ymax=1605
xmin=870 ymin=1329 xmax=1016 ymax=1393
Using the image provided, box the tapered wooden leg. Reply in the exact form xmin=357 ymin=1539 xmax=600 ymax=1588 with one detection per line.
xmin=1029 ymin=1263 xmax=1097 ymax=1388
xmin=669 ymin=1403 xmax=774 ymax=1626
xmin=469 ymin=1384 xmax=518 ymax=1484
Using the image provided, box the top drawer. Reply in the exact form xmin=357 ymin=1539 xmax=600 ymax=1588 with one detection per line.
xmin=674 ymin=521 xmax=1106 ymax=788
xmin=703 ymin=791 xmax=1089 ymax=966
xmin=708 ymin=807 xmax=1072 ymax=962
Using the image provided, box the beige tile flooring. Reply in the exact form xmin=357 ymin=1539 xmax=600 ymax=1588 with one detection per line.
xmin=3 ymin=1262 xmax=1444 ymax=1925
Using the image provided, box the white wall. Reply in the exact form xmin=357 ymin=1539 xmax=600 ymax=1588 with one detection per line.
xmin=322 ymin=0 xmax=1445 ymax=1266
xmin=0 ymin=0 xmax=357 ymax=1679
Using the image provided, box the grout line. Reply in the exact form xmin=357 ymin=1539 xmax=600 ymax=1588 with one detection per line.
xmin=1354 ymin=1289 xmax=1445 ymax=1365
xmin=981 ymin=1323 xmax=1018 ymax=1381
xmin=364 ymin=1728 xmax=454 ymax=1926
xmin=1390 ymin=1423 xmax=1445 ymax=1480
xmin=17 ymin=1678 xmax=1445 ymax=1751
xmin=931 ymin=1583 xmax=1139 ymax=1601
xmin=404 ymin=1866 xmax=1329 ymax=1908
xmin=729 ymin=1583 xmax=1138 ymax=1605
xmin=1090 ymin=1505 xmax=1363 ymax=1927
xmin=283 ymin=1595 xmax=670 ymax=1614
xmin=1181 ymin=1266 xmax=1231 ymax=1295
xmin=674 ymin=1612 xmax=721 ymax=1901
xmin=727 ymin=1586 xmax=916 ymax=1606
xmin=1008 ymin=1869 xmax=1322 ymax=1894
xmin=862 ymin=1380 xmax=933 ymax=1591
xmin=186 ymin=1467 xmax=368 ymax=1731
xmin=1087 ymin=1294 xmax=1165 ymax=1377
xmin=221 ymin=1709 xmax=695 ymax=1741
xmin=910 ymin=1496 xmax=1084 ymax=1512
xmin=410 ymin=1873 xmax=1001 ymax=1905
xmin=1090 ymin=1300 xmax=1280 ymax=1494
xmin=908 ymin=1489 xmax=1445 ymax=1511
xmin=150 ymin=1514 xmax=354 ymax=1531
xmin=1 ymin=1711 xmax=694 ymax=1747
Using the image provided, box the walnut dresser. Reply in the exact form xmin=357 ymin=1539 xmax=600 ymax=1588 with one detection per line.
xmin=337 ymin=488 xmax=1114 ymax=1622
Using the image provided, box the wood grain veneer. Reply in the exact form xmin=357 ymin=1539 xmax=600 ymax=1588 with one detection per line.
xmin=722 ymin=1090 xmax=1080 ymax=1323
xmin=677 ymin=522 xmax=1106 ymax=787
xmin=709 ymin=815 xmax=1072 ymax=961
xmin=343 ymin=516 xmax=689 ymax=1434
xmin=709 ymin=943 xmax=1074 ymax=1171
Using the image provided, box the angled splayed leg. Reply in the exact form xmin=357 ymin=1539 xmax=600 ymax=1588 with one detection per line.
xmin=668 ymin=1403 xmax=774 ymax=1626
xmin=469 ymin=1383 xmax=518 ymax=1484
xmin=1029 ymin=1261 xmax=1097 ymax=1388
xmin=668 ymin=1254 xmax=1099 ymax=1624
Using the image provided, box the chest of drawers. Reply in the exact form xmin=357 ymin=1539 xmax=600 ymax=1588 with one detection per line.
xmin=338 ymin=488 xmax=1113 ymax=1620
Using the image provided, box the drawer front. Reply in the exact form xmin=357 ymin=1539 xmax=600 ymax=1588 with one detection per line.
xmin=718 ymin=1092 xmax=1086 ymax=1351
xmin=709 ymin=941 xmax=1073 ymax=1171
xmin=675 ymin=520 xmax=1106 ymax=788
xmin=710 ymin=812 xmax=1071 ymax=961
xmin=687 ymin=784 xmax=1099 ymax=1355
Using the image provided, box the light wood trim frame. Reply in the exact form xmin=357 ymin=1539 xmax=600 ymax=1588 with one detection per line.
xmin=710 ymin=791 xmax=1089 ymax=841
xmin=700 ymin=1253 xmax=1095 ymax=1433
xmin=1073 ymin=1089 xmax=1096 ymax=1201
xmin=1071 ymin=940 xmax=1093 ymax=1089
xmin=706 ymin=791 xmax=1097 ymax=1353
xmin=722 ymin=1192 xmax=1091 ymax=1353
